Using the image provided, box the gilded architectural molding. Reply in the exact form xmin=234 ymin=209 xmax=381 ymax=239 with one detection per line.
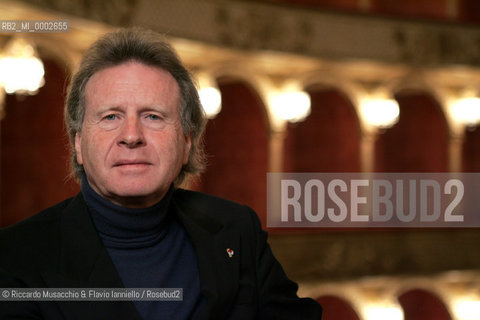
xmin=11 ymin=0 xmax=480 ymax=68
xmin=20 ymin=0 xmax=138 ymax=26
xmin=269 ymin=230 xmax=480 ymax=281
xmin=132 ymin=0 xmax=480 ymax=68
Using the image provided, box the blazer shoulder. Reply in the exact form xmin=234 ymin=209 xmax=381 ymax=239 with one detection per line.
xmin=0 ymin=196 xmax=76 ymax=256
xmin=174 ymin=188 xmax=248 ymax=208
xmin=172 ymin=188 xmax=258 ymax=224
xmin=1 ymin=196 xmax=74 ymax=233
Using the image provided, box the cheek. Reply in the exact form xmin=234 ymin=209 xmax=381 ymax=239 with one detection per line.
xmin=81 ymin=137 xmax=103 ymax=165
xmin=155 ymin=136 xmax=184 ymax=164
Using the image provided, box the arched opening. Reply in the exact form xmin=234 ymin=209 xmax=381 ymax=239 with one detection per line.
xmin=283 ymin=87 xmax=361 ymax=172
xmin=370 ymin=0 xmax=447 ymax=20
xmin=195 ymin=77 xmax=269 ymax=226
xmin=399 ymin=288 xmax=452 ymax=320
xmin=458 ymin=0 xmax=480 ymax=23
xmin=462 ymin=126 xmax=480 ymax=171
xmin=375 ymin=90 xmax=449 ymax=172
xmin=1 ymin=57 xmax=79 ymax=227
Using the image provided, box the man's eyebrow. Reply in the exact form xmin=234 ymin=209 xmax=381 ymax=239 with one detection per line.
xmin=93 ymin=106 xmax=172 ymax=117
xmin=139 ymin=106 xmax=171 ymax=116
xmin=94 ymin=106 xmax=123 ymax=115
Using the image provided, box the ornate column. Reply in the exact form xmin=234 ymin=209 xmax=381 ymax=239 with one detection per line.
xmin=360 ymin=129 xmax=377 ymax=173
xmin=269 ymin=129 xmax=286 ymax=173
xmin=449 ymin=131 xmax=465 ymax=172
xmin=0 ymin=89 xmax=5 ymax=120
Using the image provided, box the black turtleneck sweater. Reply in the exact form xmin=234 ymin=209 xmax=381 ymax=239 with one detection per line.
xmin=81 ymin=175 xmax=204 ymax=320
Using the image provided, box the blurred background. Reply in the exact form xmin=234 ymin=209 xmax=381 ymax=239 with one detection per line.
xmin=1 ymin=0 xmax=480 ymax=319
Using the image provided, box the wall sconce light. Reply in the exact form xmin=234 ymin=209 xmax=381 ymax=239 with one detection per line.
xmin=360 ymin=98 xmax=400 ymax=129
xmin=453 ymin=299 xmax=480 ymax=320
xmin=451 ymin=97 xmax=480 ymax=127
xmin=363 ymin=305 xmax=403 ymax=320
xmin=270 ymin=90 xmax=311 ymax=123
xmin=196 ymin=72 xmax=221 ymax=119
xmin=0 ymin=37 xmax=45 ymax=95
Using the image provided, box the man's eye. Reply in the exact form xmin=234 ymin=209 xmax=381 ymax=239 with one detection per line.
xmin=104 ymin=114 xmax=117 ymax=120
xmin=147 ymin=114 xmax=161 ymax=120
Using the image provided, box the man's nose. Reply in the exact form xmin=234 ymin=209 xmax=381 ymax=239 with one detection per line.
xmin=119 ymin=116 xmax=145 ymax=148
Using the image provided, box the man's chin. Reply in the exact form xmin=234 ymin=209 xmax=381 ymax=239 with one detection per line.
xmin=107 ymin=187 xmax=167 ymax=208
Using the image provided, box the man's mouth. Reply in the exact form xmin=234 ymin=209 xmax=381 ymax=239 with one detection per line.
xmin=113 ymin=160 xmax=152 ymax=167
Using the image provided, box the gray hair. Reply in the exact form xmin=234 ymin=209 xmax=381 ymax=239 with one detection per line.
xmin=65 ymin=27 xmax=206 ymax=185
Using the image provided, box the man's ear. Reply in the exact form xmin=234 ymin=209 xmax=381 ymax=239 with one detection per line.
xmin=183 ymin=133 xmax=191 ymax=165
xmin=74 ymin=132 xmax=83 ymax=165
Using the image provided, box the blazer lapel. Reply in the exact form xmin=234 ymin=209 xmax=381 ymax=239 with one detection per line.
xmin=41 ymin=194 xmax=141 ymax=320
xmin=173 ymin=194 xmax=240 ymax=320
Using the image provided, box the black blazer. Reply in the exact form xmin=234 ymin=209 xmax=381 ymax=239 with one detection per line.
xmin=0 ymin=189 xmax=322 ymax=319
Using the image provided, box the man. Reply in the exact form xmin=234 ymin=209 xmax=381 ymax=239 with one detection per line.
xmin=0 ymin=28 xmax=322 ymax=319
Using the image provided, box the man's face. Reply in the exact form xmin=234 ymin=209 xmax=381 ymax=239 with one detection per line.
xmin=75 ymin=61 xmax=191 ymax=208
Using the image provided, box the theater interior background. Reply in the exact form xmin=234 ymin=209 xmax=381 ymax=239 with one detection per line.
xmin=1 ymin=0 xmax=480 ymax=319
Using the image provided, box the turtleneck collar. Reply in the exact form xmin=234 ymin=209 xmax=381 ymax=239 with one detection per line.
xmin=81 ymin=173 xmax=174 ymax=249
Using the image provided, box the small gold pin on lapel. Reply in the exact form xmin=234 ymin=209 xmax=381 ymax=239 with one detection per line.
xmin=226 ymin=248 xmax=234 ymax=258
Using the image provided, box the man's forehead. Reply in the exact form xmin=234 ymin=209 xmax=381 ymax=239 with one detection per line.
xmin=87 ymin=61 xmax=176 ymax=86
xmin=84 ymin=62 xmax=179 ymax=99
